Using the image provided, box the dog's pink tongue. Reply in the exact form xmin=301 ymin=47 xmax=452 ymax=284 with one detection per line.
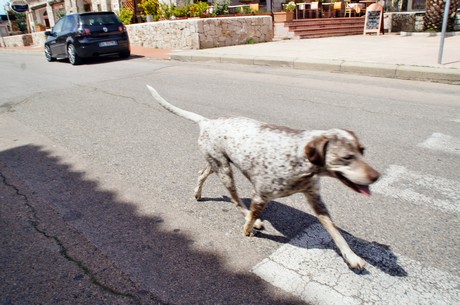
xmin=358 ymin=185 xmax=371 ymax=196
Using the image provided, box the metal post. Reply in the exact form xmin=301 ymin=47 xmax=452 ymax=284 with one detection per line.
xmin=438 ymin=0 xmax=451 ymax=64
xmin=4 ymin=4 xmax=12 ymax=33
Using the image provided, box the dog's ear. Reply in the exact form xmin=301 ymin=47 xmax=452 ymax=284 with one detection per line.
xmin=305 ymin=136 xmax=329 ymax=166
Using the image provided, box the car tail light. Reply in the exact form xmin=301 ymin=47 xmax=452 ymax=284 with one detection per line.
xmin=118 ymin=25 xmax=126 ymax=33
xmin=78 ymin=28 xmax=91 ymax=36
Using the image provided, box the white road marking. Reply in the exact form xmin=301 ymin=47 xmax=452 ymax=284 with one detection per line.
xmin=371 ymin=165 xmax=460 ymax=213
xmin=253 ymin=223 xmax=460 ymax=305
xmin=418 ymin=132 xmax=460 ymax=155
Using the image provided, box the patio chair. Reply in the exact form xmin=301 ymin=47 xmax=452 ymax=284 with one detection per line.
xmin=296 ymin=2 xmax=307 ymax=19
xmin=306 ymin=1 xmax=320 ymax=18
xmin=344 ymin=1 xmax=354 ymax=17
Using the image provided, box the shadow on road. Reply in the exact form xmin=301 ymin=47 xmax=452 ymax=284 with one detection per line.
xmin=214 ymin=196 xmax=407 ymax=277
xmin=0 ymin=145 xmax=304 ymax=305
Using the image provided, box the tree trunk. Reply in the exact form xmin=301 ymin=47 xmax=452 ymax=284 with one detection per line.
xmin=424 ymin=0 xmax=460 ymax=31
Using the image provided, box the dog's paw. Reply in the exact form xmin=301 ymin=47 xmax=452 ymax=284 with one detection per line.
xmin=243 ymin=227 xmax=256 ymax=237
xmin=194 ymin=189 xmax=202 ymax=201
xmin=346 ymin=254 xmax=367 ymax=271
xmin=253 ymin=219 xmax=264 ymax=230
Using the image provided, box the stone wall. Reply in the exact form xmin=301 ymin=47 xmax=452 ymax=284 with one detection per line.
xmin=127 ymin=16 xmax=273 ymax=49
xmin=1 ymin=31 xmax=48 ymax=48
xmin=1 ymin=16 xmax=272 ymax=49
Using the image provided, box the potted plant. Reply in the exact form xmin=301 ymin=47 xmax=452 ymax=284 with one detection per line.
xmin=35 ymin=23 xmax=46 ymax=31
xmin=273 ymin=1 xmax=296 ymax=22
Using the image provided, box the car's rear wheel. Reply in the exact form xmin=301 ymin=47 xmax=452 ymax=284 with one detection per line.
xmin=44 ymin=45 xmax=55 ymax=62
xmin=67 ymin=44 xmax=82 ymax=65
xmin=119 ymin=51 xmax=130 ymax=59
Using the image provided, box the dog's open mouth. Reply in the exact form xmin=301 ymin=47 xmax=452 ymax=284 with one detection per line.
xmin=335 ymin=172 xmax=371 ymax=196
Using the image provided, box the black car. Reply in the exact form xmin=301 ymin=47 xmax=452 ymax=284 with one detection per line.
xmin=44 ymin=12 xmax=130 ymax=65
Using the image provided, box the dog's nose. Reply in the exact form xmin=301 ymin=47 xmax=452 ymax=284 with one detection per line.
xmin=368 ymin=168 xmax=380 ymax=183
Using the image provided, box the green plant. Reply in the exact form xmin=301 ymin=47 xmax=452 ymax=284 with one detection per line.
xmin=283 ymin=1 xmax=296 ymax=11
xmin=247 ymin=37 xmax=255 ymax=44
xmin=189 ymin=1 xmax=209 ymax=17
xmin=118 ymin=6 xmax=134 ymax=24
xmin=172 ymin=6 xmax=189 ymax=17
xmin=138 ymin=0 xmax=160 ymax=20
xmin=212 ymin=0 xmax=231 ymax=15
xmin=160 ymin=3 xmax=175 ymax=19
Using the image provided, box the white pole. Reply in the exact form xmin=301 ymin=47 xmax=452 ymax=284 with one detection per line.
xmin=438 ymin=0 xmax=451 ymax=64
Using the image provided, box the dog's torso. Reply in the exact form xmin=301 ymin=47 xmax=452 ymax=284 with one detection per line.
xmin=198 ymin=117 xmax=325 ymax=200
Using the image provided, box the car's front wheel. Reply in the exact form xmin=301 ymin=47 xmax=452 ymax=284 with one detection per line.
xmin=67 ymin=44 xmax=82 ymax=65
xmin=44 ymin=45 xmax=55 ymax=62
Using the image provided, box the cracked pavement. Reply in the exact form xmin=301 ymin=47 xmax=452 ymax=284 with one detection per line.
xmin=253 ymin=223 xmax=460 ymax=305
xmin=0 ymin=169 xmax=159 ymax=305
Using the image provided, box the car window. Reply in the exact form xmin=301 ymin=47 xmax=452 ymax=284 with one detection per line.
xmin=62 ymin=15 xmax=77 ymax=33
xmin=80 ymin=14 xmax=120 ymax=26
xmin=52 ymin=18 xmax=64 ymax=34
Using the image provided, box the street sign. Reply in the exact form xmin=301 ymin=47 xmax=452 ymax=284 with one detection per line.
xmin=10 ymin=0 xmax=29 ymax=13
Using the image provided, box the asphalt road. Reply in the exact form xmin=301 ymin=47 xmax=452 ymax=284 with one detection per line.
xmin=1 ymin=53 xmax=459 ymax=304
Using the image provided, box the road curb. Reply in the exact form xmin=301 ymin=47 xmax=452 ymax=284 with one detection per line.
xmin=171 ymin=52 xmax=460 ymax=84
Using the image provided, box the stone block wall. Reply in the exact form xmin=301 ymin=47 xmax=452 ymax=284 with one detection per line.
xmin=1 ymin=16 xmax=273 ymax=50
xmin=391 ymin=12 xmax=417 ymax=32
xmin=127 ymin=16 xmax=273 ymax=50
xmin=197 ymin=16 xmax=273 ymax=49
xmin=127 ymin=19 xmax=201 ymax=49
xmin=0 ymin=31 xmax=47 ymax=48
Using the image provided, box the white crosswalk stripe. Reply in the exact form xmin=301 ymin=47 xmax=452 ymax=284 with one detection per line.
xmin=417 ymin=133 xmax=460 ymax=155
xmin=371 ymin=165 xmax=460 ymax=213
xmin=253 ymin=223 xmax=460 ymax=305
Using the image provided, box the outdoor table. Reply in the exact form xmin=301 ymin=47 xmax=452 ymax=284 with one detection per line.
xmin=359 ymin=0 xmax=376 ymax=8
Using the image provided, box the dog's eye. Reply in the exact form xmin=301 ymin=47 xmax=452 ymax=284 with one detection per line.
xmin=343 ymin=154 xmax=355 ymax=160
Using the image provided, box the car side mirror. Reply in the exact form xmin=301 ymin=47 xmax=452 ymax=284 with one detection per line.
xmin=44 ymin=30 xmax=53 ymax=36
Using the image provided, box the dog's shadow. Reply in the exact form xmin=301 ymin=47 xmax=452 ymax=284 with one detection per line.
xmin=203 ymin=196 xmax=408 ymax=277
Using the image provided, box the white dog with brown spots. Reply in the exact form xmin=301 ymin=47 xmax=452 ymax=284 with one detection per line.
xmin=147 ymin=85 xmax=380 ymax=270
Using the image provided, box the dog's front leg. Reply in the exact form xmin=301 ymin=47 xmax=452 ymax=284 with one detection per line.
xmin=303 ymin=187 xmax=366 ymax=270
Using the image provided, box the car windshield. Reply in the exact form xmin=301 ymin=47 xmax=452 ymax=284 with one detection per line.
xmin=80 ymin=14 xmax=120 ymax=26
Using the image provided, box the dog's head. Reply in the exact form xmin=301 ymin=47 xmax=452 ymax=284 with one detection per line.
xmin=305 ymin=130 xmax=380 ymax=196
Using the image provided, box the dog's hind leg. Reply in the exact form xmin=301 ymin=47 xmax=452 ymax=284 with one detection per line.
xmin=194 ymin=165 xmax=214 ymax=200
xmin=243 ymin=193 xmax=267 ymax=237
xmin=217 ymin=164 xmax=248 ymax=215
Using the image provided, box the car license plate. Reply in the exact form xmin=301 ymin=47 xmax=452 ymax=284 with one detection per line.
xmin=99 ymin=41 xmax=118 ymax=47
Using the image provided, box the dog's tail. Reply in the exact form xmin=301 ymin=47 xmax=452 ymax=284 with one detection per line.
xmin=146 ymin=85 xmax=206 ymax=123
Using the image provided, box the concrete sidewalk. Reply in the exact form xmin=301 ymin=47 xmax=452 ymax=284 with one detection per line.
xmin=170 ymin=34 xmax=460 ymax=84
xmin=2 ymin=34 xmax=459 ymax=83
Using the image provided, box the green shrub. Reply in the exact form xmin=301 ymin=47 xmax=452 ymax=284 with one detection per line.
xmin=138 ymin=0 xmax=160 ymax=20
xmin=160 ymin=3 xmax=176 ymax=20
xmin=118 ymin=6 xmax=134 ymax=24
xmin=172 ymin=6 xmax=189 ymax=17
xmin=189 ymin=2 xmax=209 ymax=17
xmin=212 ymin=0 xmax=231 ymax=15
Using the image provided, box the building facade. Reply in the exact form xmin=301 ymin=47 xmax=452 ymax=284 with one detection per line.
xmin=27 ymin=0 xmax=111 ymax=31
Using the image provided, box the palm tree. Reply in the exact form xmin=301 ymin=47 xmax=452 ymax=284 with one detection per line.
xmin=424 ymin=0 xmax=460 ymax=31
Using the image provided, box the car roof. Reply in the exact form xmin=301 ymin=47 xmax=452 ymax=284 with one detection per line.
xmin=79 ymin=12 xmax=116 ymax=16
xmin=64 ymin=11 xmax=116 ymax=17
